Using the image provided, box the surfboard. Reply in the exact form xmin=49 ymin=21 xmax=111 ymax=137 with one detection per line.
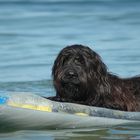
xmin=0 ymin=92 xmax=139 ymax=131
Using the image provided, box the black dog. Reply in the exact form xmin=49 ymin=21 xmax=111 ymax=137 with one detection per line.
xmin=47 ymin=44 xmax=140 ymax=111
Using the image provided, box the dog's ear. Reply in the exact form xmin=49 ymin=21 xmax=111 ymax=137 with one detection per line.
xmin=52 ymin=51 xmax=65 ymax=78
xmin=87 ymin=51 xmax=111 ymax=97
xmin=93 ymin=51 xmax=107 ymax=75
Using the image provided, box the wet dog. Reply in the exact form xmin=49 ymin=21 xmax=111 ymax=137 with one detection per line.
xmin=47 ymin=44 xmax=140 ymax=111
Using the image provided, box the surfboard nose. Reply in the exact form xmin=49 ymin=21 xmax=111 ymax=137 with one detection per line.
xmin=0 ymin=96 xmax=8 ymax=104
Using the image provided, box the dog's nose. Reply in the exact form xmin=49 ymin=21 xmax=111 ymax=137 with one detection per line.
xmin=66 ymin=70 xmax=77 ymax=78
xmin=68 ymin=71 xmax=75 ymax=76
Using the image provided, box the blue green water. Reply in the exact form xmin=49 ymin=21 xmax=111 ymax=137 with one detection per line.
xmin=0 ymin=0 xmax=140 ymax=139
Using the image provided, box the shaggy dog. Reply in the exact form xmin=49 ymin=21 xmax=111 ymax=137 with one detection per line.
xmin=48 ymin=44 xmax=140 ymax=111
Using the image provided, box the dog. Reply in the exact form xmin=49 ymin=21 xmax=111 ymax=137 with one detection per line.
xmin=47 ymin=44 xmax=140 ymax=111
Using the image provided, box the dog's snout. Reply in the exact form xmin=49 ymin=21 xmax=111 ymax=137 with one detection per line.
xmin=68 ymin=70 xmax=75 ymax=76
xmin=66 ymin=70 xmax=77 ymax=78
xmin=61 ymin=69 xmax=80 ymax=85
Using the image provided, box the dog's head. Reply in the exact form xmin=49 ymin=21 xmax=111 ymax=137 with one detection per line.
xmin=52 ymin=45 xmax=110 ymax=102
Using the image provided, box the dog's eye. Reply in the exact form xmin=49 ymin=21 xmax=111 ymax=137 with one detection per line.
xmin=74 ymin=57 xmax=84 ymax=65
xmin=74 ymin=59 xmax=79 ymax=64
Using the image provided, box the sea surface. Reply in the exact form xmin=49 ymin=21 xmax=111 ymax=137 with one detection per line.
xmin=0 ymin=0 xmax=140 ymax=139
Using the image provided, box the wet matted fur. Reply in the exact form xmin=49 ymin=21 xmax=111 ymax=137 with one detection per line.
xmin=48 ymin=45 xmax=140 ymax=111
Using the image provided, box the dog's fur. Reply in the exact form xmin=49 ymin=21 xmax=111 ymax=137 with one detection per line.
xmin=48 ymin=44 xmax=140 ymax=111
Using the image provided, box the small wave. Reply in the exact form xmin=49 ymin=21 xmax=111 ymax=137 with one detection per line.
xmin=0 ymin=63 xmax=50 ymax=69
xmin=0 ymin=79 xmax=55 ymax=96
xmin=0 ymin=0 xmax=139 ymax=4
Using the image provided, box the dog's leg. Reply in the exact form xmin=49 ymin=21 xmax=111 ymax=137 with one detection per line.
xmin=43 ymin=96 xmax=67 ymax=102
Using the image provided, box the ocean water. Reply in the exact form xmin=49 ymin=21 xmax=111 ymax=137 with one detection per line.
xmin=0 ymin=0 xmax=140 ymax=139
